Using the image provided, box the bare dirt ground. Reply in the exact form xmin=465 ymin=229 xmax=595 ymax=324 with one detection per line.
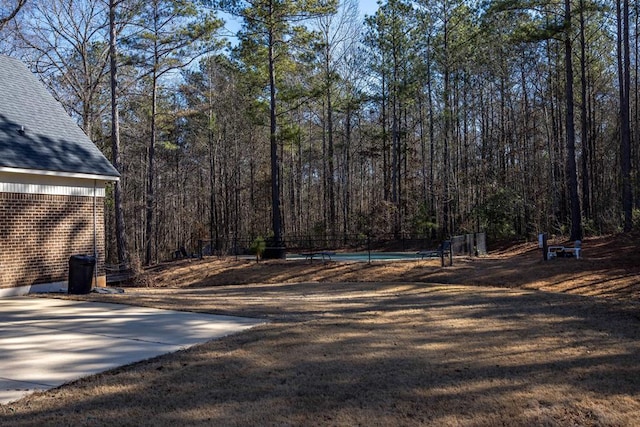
xmin=1 ymin=234 xmax=640 ymax=426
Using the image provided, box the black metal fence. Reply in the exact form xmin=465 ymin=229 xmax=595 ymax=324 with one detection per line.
xmin=195 ymin=232 xmax=487 ymax=260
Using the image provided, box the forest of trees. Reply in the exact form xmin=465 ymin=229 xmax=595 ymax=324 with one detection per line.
xmin=1 ymin=0 xmax=638 ymax=265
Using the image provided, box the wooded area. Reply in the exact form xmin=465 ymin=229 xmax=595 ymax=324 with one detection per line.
xmin=1 ymin=0 xmax=638 ymax=265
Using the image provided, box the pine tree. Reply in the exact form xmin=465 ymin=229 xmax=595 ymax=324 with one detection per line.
xmin=125 ymin=0 xmax=222 ymax=264
xmin=215 ymin=0 xmax=337 ymax=253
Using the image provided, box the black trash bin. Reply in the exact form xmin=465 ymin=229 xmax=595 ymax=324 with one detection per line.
xmin=68 ymin=255 xmax=96 ymax=294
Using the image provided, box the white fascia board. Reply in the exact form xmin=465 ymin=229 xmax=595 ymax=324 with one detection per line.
xmin=0 ymin=166 xmax=119 ymax=182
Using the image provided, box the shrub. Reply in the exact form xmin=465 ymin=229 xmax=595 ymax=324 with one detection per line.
xmin=250 ymin=236 xmax=266 ymax=262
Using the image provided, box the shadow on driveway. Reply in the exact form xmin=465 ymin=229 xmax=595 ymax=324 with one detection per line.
xmin=0 ymin=296 xmax=264 ymax=404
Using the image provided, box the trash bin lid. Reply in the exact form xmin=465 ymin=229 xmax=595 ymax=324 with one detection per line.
xmin=69 ymin=255 xmax=96 ymax=264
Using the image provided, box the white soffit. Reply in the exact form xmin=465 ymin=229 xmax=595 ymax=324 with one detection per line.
xmin=0 ymin=170 xmax=109 ymax=197
xmin=0 ymin=166 xmax=119 ymax=182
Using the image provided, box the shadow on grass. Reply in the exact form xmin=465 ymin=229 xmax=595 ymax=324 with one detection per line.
xmin=3 ymin=283 xmax=640 ymax=425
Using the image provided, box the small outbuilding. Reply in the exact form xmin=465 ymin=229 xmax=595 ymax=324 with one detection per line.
xmin=0 ymin=55 xmax=120 ymax=296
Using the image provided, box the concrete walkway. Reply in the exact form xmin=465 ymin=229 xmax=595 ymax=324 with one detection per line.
xmin=0 ymin=297 xmax=264 ymax=404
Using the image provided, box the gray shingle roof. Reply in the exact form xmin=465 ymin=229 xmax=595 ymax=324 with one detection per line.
xmin=0 ymin=55 xmax=119 ymax=179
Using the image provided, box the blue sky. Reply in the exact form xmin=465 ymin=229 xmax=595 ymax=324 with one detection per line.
xmin=359 ymin=0 xmax=379 ymax=17
xmin=219 ymin=1 xmax=380 ymax=41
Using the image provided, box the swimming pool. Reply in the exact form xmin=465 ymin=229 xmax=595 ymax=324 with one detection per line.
xmin=287 ymin=251 xmax=437 ymax=262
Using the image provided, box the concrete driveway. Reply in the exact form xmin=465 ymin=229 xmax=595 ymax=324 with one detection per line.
xmin=0 ymin=297 xmax=264 ymax=404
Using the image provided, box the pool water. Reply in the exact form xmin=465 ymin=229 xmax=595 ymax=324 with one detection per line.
xmin=287 ymin=251 xmax=436 ymax=262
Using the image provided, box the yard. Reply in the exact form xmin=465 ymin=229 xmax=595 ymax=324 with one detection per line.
xmin=1 ymin=234 xmax=639 ymax=426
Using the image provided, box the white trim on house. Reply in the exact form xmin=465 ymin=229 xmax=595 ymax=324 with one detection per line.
xmin=0 ymin=171 xmax=108 ymax=197
xmin=0 ymin=281 xmax=67 ymax=297
xmin=0 ymin=182 xmax=106 ymax=197
xmin=0 ymin=166 xmax=119 ymax=182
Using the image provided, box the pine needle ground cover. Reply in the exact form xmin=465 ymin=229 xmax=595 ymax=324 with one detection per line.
xmin=1 ymin=234 xmax=639 ymax=426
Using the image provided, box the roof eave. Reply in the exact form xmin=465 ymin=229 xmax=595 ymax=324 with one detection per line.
xmin=0 ymin=166 xmax=120 ymax=182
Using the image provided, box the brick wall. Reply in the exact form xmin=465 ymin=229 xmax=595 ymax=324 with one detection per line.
xmin=0 ymin=192 xmax=105 ymax=288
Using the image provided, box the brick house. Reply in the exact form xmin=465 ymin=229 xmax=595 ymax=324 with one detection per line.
xmin=0 ymin=55 xmax=120 ymax=296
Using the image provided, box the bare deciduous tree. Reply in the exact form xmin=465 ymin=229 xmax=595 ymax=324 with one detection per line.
xmin=0 ymin=0 xmax=26 ymax=29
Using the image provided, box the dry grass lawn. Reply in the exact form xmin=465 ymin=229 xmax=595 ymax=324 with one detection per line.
xmin=1 ymin=234 xmax=640 ymax=426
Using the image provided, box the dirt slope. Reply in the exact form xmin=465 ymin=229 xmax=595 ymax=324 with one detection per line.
xmin=132 ymin=233 xmax=640 ymax=302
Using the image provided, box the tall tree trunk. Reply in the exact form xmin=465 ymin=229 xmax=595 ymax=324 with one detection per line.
xmin=618 ymin=0 xmax=633 ymax=231
xmin=564 ymin=0 xmax=582 ymax=241
xmin=145 ymin=44 xmax=159 ymax=265
xmin=635 ymin=1 xmax=640 ymax=213
xmin=343 ymin=101 xmax=352 ymax=243
xmin=109 ymin=0 xmax=128 ymax=268
xmin=442 ymin=9 xmax=451 ymax=237
xmin=391 ymin=70 xmax=400 ymax=237
xmin=268 ymin=20 xmax=283 ymax=247
xmin=419 ymin=89 xmax=427 ymax=209
xmin=206 ymin=61 xmax=220 ymax=251
xmin=208 ymin=123 xmax=219 ymax=251
xmin=325 ymin=52 xmax=336 ymax=238
xmin=427 ymin=34 xmax=436 ymax=219
xmin=382 ymin=72 xmax=390 ymax=202
xmin=579 ymin=0 xmax=591 ymax=220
